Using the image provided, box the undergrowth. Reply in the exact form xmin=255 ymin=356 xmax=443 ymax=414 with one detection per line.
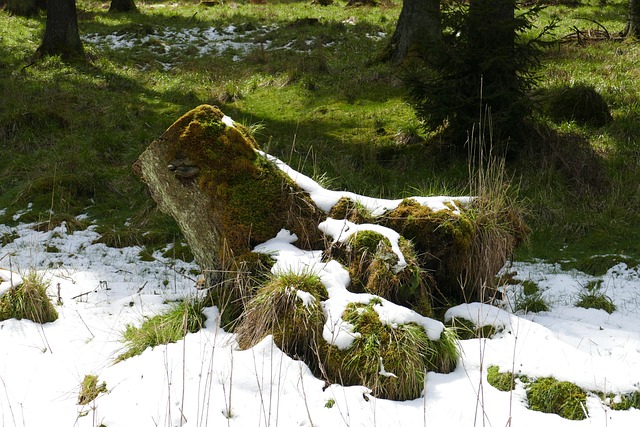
xmin=0 ymin=271 xmax=58 ymax=323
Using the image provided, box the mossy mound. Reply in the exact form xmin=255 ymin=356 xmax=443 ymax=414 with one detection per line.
xmin=134 ymin=104 xmax=325 ymax=286
xmin=526 ymin=377 xmax=588 ymax=420
xmin=0 ymin=272 xmax=58 ymax=324
xmin=381 ymin=199 xmax=473 ymax=303
xmin=325 ymin=301 xmax=458 ymax=401
xmin=541 ymin=83 xmax=612 ymax=127
xmin=328 ymin=197 xmax=374 ymax=223
xmin=164 ymin=104 xmax=324 ymax=253
xmin=235 ymin=272 xmax=328 ymax=368
xmin=335 ymin=230 xmax=434 ymax=316
xmin=487 ymin=366 xmax=515 ymax=392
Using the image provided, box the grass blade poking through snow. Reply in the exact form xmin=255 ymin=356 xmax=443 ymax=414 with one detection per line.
xmin=116 ymin=299 xmax=206 ymax=363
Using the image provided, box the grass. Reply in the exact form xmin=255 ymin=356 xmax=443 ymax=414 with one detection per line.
xmin=0 ymin=271 xmax=58 ymax=323
xmin=116 ymin=298 xmax=207 ymax=362
xmin=0 ymin=0 xmax=638 ymax=267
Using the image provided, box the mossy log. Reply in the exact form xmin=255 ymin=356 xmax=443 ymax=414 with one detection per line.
xmin=133 ymin=105 xmax=325 ymax=285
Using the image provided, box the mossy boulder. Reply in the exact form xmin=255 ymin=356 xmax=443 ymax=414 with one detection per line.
xmin=134 ymin=105 xmax=325 ymax=285
xmin=328 ymin=197 xmax=374 ymax=223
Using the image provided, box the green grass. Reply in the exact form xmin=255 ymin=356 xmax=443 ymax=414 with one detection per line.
xmin=0 ymin=0 xmax=639 ymax=267
xmin=78 ymin=374 xmax=108 ymax=405
xmin=116 ymin=298 xmax=207 ymax=362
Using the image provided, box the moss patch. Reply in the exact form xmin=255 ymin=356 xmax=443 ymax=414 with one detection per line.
xmin=487 ymin=366 xmax=515 ymax=392
xmin=447 ymin=317 xmax=497 ymax=340
xmin=0 ymin=272 xmax=58 ymax=324
xmin=526 ymin=377 xmax=588 ymax=420
xmin=325 ymin=300 xmax=458 ymax=401
xmin=328 ymin=197 xmax=374 ymax=223
xmin=78 ymin=374 xmax=107 ymax=405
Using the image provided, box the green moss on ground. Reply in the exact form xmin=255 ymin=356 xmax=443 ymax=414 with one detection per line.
xmin=325 ymin=300 xmax=458 ymax=401
xmin=78 ymin=374 xmax=108 ymax=405
xmin=526 ymin=377 xmax=588 ymax=420
xmin=487 ymin=366 xmax=515 ymax=392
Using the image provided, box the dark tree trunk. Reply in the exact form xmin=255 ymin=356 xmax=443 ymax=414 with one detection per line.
xmin=38 ymin=0 xmax=83 ymax=59
xmin=466 ymin=0 xmax=517 ymax=122
xmin=383 ymin=0 xmax=442 ymax=65
xmin=109 ymin=0 xmax=137 ymax=13
xmin=628 ymin=0 xmax=640 ymax=38
xmin=7 ymin=0 xmax=40 ymax=16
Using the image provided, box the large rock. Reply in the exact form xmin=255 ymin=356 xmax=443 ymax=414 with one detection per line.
xmin=133 ymin=105 xmax=324 ymax=284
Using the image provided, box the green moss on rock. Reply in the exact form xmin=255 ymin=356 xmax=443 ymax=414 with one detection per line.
xmin=381 ymin=199 xmax=473 ymax=303
xmin=328 ymin=197 xmax=374 ymax=223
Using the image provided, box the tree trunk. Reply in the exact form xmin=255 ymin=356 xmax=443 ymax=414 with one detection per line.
xmin=7 ymin=0 xmax=40 ymax=16
xmin=383 ymin=0 xmax=442 ymax=65
xmin=628 ymin=0 xmax=640 ymax=38
xmin=38 ymin=0 xmax=83 ymax=59
xmin=466 ymin=0 xmax=517 ymax=123
xmin=109 ymin=0 xmax=137 ymax=13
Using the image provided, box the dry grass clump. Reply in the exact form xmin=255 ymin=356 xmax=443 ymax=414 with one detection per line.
xmin=0 ymin=271 xmax=58 ymax=324
xmin=206 ymin=251 xmax=275 ymax=331
xmin=325 ymin=300 xmax=458 ymax=401
xmin=235 ymin=271 xmax=328 ymax=367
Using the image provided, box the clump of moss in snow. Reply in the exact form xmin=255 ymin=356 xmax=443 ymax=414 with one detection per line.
xmin=324 ymin=298 xmax=458 ymax=401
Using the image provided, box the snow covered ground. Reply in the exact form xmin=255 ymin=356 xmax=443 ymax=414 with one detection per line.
xmin=1 ymin=187 xmax=640 ymax=427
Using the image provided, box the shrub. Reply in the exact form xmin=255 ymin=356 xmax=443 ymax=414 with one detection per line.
xmin=116 ymin=299 xmax=206 ymax=362
xmin=325 ymin=300 xmax=458 ymax=400
xmin=0 ymin=271 xmax=58 ymax=323
xmin=526 ymin=377 xmax=588 ymax=420
xmin=404 ymin=1 xmax=554 ymax=146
